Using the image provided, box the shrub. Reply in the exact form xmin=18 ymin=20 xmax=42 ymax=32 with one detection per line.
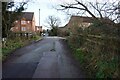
xmin=67 ymin=20 xmax=119 ymax=78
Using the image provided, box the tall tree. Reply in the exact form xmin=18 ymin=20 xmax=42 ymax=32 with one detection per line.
xmin=2 ymin=1 xmax=29 ymax=38
xmin=46 ymin=15 xmax=61 ymax=28
xmin=45 ymin=15 xmax=61 ymax=36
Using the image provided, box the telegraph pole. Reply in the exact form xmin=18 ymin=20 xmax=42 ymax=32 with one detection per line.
xmin=39 ymin=9 xmax=40 ymax=26
xmin=39 ymin=9 xmax=41 ymax=36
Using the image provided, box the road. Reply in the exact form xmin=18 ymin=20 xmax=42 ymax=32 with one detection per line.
xmin=2 ymin=37 xmax=86 ymax=78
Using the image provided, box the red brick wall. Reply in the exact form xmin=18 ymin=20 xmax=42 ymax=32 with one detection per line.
xmin=11 ymin=16 xmax=36 ymax=33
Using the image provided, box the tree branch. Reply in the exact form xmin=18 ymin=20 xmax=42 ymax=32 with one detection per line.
xmin=60 ymin=5 xmax=85 ymax=10
xmin=60 ymin=0 xmax=97 ymax=19
xmin=89 ymin=2 xmax=103 ymax=18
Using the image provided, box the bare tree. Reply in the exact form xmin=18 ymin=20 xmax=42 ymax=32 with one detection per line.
xmin=45 ymin=15 xmax=61 ymax=36
xmin=46 ymin=15 xmax=61 ymax=29
xmin=57 ymin=0 xmax=119 ymax=23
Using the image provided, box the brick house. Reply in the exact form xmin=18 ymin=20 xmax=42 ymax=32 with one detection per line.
xmin=35 ymin=26 xmax=43 ymax=33
xmin=58 ymin=16 xmax=94 ymax=36
xmin=64 ymin=16 xmax=94 ymax=30
xmin=11 ymin=12 xmax=36 ymax=34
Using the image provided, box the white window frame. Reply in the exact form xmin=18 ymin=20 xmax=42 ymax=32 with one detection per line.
xmin=15 ymin=20 xmax=18 ymax=23
xmin=28 ymin=21 xmax=30 ymax=23
xmin=10 ymin=27 xmax=14 ymax=31
xmin=21 ymin=20 xmax=26 ymax=24
xmin=37 ymin=27 xmax=39 ymax=30
xmin=21 ymin=27 xmax=26 ymax=31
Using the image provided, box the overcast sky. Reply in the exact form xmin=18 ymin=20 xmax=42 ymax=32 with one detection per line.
xmin=23 ymin=0 xmax=69 ymax=29
xmin=19 ymin=0 xmax=118 ymax=29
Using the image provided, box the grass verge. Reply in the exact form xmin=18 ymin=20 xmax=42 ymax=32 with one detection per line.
xmin=2 ymin=35 xmax=42 ymax=61
xmin=73 ymin=48 xmax=119 ymax=78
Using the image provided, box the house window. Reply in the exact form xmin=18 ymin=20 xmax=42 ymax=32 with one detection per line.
xmin=28 ymin=21 xmax=30 ymax=23
xmin=15 ymin=21 xmax=18 ymax=23
xmin=37 ymin=27 xmax=39 ymax=30
xmin=21 ymin=27 xmax=26 ymax=31
xmin=88 ymin=23 xmax=91 ymax=26
xmin=10 ymin=27 xmax=14 ymax=31
xmin=21 ymin=20 xmax=26 ymax=24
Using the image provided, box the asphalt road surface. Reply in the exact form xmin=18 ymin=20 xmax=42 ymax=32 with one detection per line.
xmin=2 ymin=37 xmax=86 ymax=78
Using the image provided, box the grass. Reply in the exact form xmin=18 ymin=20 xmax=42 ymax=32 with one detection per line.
xmin=2 ymin=35 xmax=42 ymax=61
xmin=67 ymin=35 xmax=119 ymax=78
xmin=65 ymin=21 xmax=119 ymax=78
xmin=73 ymin=48 xmax=119 ymax=78
xmin=0 ymin=43 xmax=2 ymax=61
xmin=31 ymin=35 xmax=42 ymax=41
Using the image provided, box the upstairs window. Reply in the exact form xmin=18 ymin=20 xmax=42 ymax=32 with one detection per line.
xmin=28 ymin=21 xmax=30 ymax=23
xmin=15 ymin=21 xmax=18 ymax=23
xmin=10 ymin=27 xmax=14 ymax=31
xmin=21 ymin=20 xmax=26 ymax=24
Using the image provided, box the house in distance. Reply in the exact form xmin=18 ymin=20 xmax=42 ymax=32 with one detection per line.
xmin=11 ymin=12 xmax=42 ymax=36
xmin=58 ymin=16 xmax=94 ymax=36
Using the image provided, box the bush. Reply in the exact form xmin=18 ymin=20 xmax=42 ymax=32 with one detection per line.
xmin=31 ymin=35 xmax=40 ymax=40
xmin=67 ymin=20 xmax=119 ymax=78
xmin=74 ymin=49 xmax=85 ymax=64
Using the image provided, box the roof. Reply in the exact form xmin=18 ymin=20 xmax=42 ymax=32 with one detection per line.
xmin=70 ymin=16 xmax=113 ymax=23
xmin=62 ymin=16 xmax=95 ymax=29
xmin=70 ymin=16 xmax=94 ymax=23
xmin=18 ymin=12 xmax=34 ymax=21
